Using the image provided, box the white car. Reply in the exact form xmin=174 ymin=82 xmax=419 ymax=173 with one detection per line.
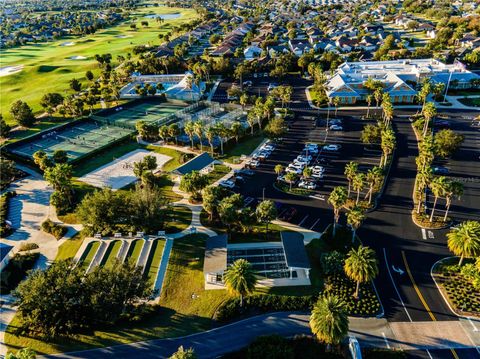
xmin=262 ymin=144 xmax=275 ymax=152
xmin=329 ymin=118 xmax=342 ymax=125
xmin=286 ymin=166 xmax=302 ymax=174
xmin=247 ymin=160 xmax=260 ymax=168
xmin=312 ymin=165 xmax=325 ymax=173
xmin=322 ymin=144 xmax=342 ymax=151
xmin=305 ymin=142 xmax=318 ymax=149
xmin=243 ymin=80 xmax=253 ymax=87
xmin=297 ymin=154 xmax=312 ymax=162
xmin=291 ymin=161 xmax=306 ymax=169
xmin=267 ymin=83 xmax=278 ymax=91
xmin=298 ymin=181 xmax=316 ymax=190
xmin=329 ymin=125 xmax=343 ymax=131
xmin=312 ymin=172 xmax=324 ymax=179
xmin=219 ymin=180 xmax=235 ymax=189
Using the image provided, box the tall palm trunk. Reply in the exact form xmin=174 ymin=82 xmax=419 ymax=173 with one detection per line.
xmin=429 ymin=196 xmax=438 ymax=222
xmin=443 ymin=199 xmax=451 ymax=222
xmin=347 ymin=181 xmax=351 ymax=197
xmin=356 ymin=189 xmax=360 ymax=204
xmin=458 ymin=255 xmax=464 ymax=266
xmin=354 ymin=280 xmax=360 ymax=299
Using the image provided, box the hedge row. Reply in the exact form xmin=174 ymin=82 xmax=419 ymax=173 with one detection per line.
xmin=41 ymin=219 xmax=67 ymax=240
xmin=215 ymin=294 xmax=317 ymax=322
xmin=0 ymin=191 xmax=16 ymax=237
xmin=0 ymin=252 xmax=39 ymax=294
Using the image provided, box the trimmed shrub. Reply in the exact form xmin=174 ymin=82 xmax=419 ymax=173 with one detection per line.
xmin=215 ymin=294 xmax=317 ymax=322
xmin=41 ymin=219 xmax=67 ymax=239
xmin=18 ymin=242 xmax=39 ymax=252
xmin=0 ymin=191 xmax=15 ymax=237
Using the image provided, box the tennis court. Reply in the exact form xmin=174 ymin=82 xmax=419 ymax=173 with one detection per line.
xmin=95 ymin=102 xmax=186 ymax=129
xmin=10 ymin=120 xmax=134 ymax=161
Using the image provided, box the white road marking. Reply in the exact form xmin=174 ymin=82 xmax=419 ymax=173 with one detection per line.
xmin=383 ymin=248 xmax=413 ymax=322
xmin=426 ymin=349 xmax=433 ymax=359
xmin=309 ymin=218 xmax=320 ymax=230
xmin=428 ymin=231 xmax=434 ymax=239
xmin=298 ymin=215 xmax=309 ymax=227
xmin=392 ymin=266 xmax=405 ymax=275
xmin=468 ymin=317 xmax=479 ymax=332
xmin=421 ymin=228 xmax=427 ymax=240
xmin=382 ymin=332 xmax=390 ymax=349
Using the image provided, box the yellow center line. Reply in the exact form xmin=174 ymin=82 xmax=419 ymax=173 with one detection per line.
xmin=401 ymin=251 xmax=460 ymax=358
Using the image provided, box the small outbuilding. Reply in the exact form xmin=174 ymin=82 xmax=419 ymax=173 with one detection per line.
xmin=203 ymin=234 xmax=228 ymax=288
xmin=172 ymin=152 xmax=216 ymax=176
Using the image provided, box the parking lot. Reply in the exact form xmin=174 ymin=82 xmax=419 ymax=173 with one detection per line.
xmin=226 ymin=110 xmax=384 ymax=232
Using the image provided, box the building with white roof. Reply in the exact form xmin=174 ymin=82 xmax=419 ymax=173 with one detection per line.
xmin=325 ymin=59 xmax=480 ymax=104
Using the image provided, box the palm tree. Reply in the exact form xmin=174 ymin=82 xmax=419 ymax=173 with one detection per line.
xmin=328 ymin=186 xmax=348 ymax=238
xmin=422 ymin=102 xmax=437 ymax=137
xmin=310 ymin=295 xmax=349 ymax=351
xmin=344 ymin=245 xmax=379 ymax=298
xmin=429 ymin=176 xmax=448 ymax=222
xmin=184 ymin=121 xmax=195 ymax=149
xmin=365 ymin=166 xmax=383 ymax=204
xmin=380 ymin=128 xmax=396 ymax=167
xmin=332 ymin=96 xmax=340 ymax=117
xmin=285 ymin=172 xmax=297 ymax=190
xmin=230 ymin=122 xmax=243 ymax=143
xmin=303 ymin=166 xmax=313 ymax=179
xmin=194 ymin=122 xmax=203 ymax=152
xmin=274 ymin=164 xmax=284 ymax=181
xmin=365 ymin=94 xmax=373 ymax=119
xmin=344 ymin=161 xmax=358 ymax=197
xmin=168 ymin=123 xmax=180 ymax=145
xmin=205 ymin=126 xmax=216 ymax=154
xmin=447 ymin=221 xmax=480 ymax=266
xmin=374 ymin=88 xmax=383 ymax=116
xmin=223 ymin=259 xmax=257 ymax=307
xmin=352 ymin=173 xmax=366 ymax=205
xmin=443 ymin=180 xmax=463 ymax=222
xmin=415 ymin=168 xmax=433 ymax=213
xmin=347 ymin=207 xmax=366 ymax=243
xmin=247 ymin=110 xmax=256 ymax=135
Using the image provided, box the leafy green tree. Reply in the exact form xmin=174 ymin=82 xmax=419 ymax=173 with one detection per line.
xmin=274 ymin=164 xmax=284 ymax=180
xmin=380 ymin=128 xmax=396 ymax=167
xmin=230 ymin=122 xmax=244 ymax=143
xmin=328 ymin=186 xmax=347 ymax=237
xmin=361 ymin=123 xmax=381 ymax=145
xmin=131 ymin=184 xmax=168 ymax=233
xmin=205 ymin=126 xmax=216 ymax=154
xmin=184 ymin=121 xmax=195 ymax=148
xmin=310 ymin=295 xmax=349 ymax=349
xmin=443 ymin=180 xmax=463 ymax=222
xmin=159 ymin=125 xmax=169 ymax=142
xmin=0 ymin=157 xmax=16 ymax=187
xmin=434 ymin=129 xmax=464 ymax=158
xmin=264 ymin=117 xmax=286 ymax=140
xmin=0 ymin=114 xmax=11 ymax=139
xmin=352 ymin=173 xmax=366 ymax=205
xmin=256 ymin=200 xmax=277 ymax=235
xmin=169 ymin=346 xmax=196 ymax=359
xmin=422 ymin=102 xmax=437 ymax=136
xmin=136 ymin=121 xmax=158 ymax=141
xmin=40 ymin=93 xmax=64 ymax=116
xmin=52 ymin=150 xmax=68 ymax=164
xmin=179 ymin=171 xmax=209 ymax=200
xmin=447 ymin=221 xmax=480 ymax=266
xmin=168 ymin=123 xmax=180 ymax=145
xmin=69 ymin=78 xmax=82 ymax=92
xmin=218 ymin=193 xmax=244 ymax=229
xmin=202 ymin=186 xmax=224 ymax=221
xmin=194 ymin=122 xmax=204 ymax=152
xmin=344 ymin=245 xmax=379 ymax=298
xmin=365 ymin=166 xmax=383 ymax=204
xmin=285 ymin=171 xmax=297 ymax=190
xmin=10 ymin=100 xmax=35 ymax=127
xmin=33 ymin=150 xmax=52 ymax=171
xmin=85 ymin=70 xmax=94 ymax=81
xmin=429 ymin=176 xmax=448 ymax=222
xmin=223 ymin=258 xmax=257 ymax=307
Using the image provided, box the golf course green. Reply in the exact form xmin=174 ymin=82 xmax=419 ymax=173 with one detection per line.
xmin=0 ymin=5 xmax=198 ymax=124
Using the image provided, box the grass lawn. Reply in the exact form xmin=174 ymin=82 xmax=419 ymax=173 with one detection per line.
xmin=73 ymin=139 xmax=143 ymax=177
xmin=221 ymin=134 xmax=265 ymax=163
xmin=5 ymin=234 xmax=228 ymax=355
xmin=55 ymin=235 xmax=85 ymax=260
xmin=199 ymin=209 xmax=287 ymax=243
xmin=99 ymin=240 xmax=122 ymax=268
xmin=0 ymin=6 xmax=198 ymax=123
xmin=206 ymin=164 xmax=231 ymax=184
xmin=146 ymin=145 xmax=184 ymax=172
xmin=124 ymin=239 xmax=144 ymax=264
xmin=458 ymin=97 xmax=480 ymax=107
xmin=156 ymin=175 xmax=182 ymax=202
xmin=164 ymin=205 xmax=192 ymax=234
xmin=78 ymin=241 xmax=100 ymax=270
xmin=143 ymin=238 xmax=166 ymax=286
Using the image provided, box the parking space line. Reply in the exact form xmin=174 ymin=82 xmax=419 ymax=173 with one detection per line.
xmin=298 ymin=215 xmax=309 ymax=227
xmin=421 ymin=228 xmax=427 ymax=240
xmin=468 ymin=317 xmax=479 ymax=332
xmin=382 ymin=332 xmax=390 ymax=349
xmin=310 ymin=218 xmax=320 ymax=230
xmin=426 ymin=349 xmax=433 ymax=359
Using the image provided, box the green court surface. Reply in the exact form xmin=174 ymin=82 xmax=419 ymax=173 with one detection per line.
xmin=124 ymin=239 xmax=144 ymax=265
xmin=143 ymin=238 xmax=166 ymax=286
xmin=100 ymin=240 xmax=123 ymax=268
xmin=78 ymin=241 xmax=100 ymax=270
xmin=9 ymin=120 xmax=133 ymax=161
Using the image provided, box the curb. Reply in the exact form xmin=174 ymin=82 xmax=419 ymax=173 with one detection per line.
xmin=410 ymin=211 xmax=452 ymax=230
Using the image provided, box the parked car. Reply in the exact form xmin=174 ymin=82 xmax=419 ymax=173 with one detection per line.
xmin=297 ymin=154 xmax=312 ymax=162
xmin=311 ymin=165 xmax=325 ymax=173
xmin=219 ymin=180 xmax=235 ymax=189
xmin=322 ymin=144 xmax=342 ymax=151
xmin=262 ymin=144 xmax=275 ymax=152
xmin=286 ymin=166 xmax=302 ymax=174
xmin=246 ymin=159 xmax=260 ymax=168
xmin=311 ymin=172 xmax=324 ymax=179
xmin=235 ymin=168 xmax=255 ymax=176
xmin=291 ymin=161 xmax=306 ymax=169
xmin=298 ymin=181 xmax=316 ymax=190
xmin=329 ymin=118 xmax=342 ymax=125
xmin=243 ymin=80 xmax=253 ymax=87
xmin=268 ymin=83 xmax=278 ymax=91
xmin=227 ymin=94 xmax=238 ymax=100
xmin=244 ymin=197 xmax=257 ymax=208
xmin=435 ymin=120 xmax=451 ymax=129
xmin=433 ymin=166 xmax=449 ymax=175
xmin=329 ymin=125 xmax=343 ymax=131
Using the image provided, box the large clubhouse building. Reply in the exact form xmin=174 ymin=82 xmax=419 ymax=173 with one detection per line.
xmin=326 ymin=59 xmax=480 ymax=104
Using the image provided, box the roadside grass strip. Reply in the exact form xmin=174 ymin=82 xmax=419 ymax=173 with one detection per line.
xmin=222 ymin=135 xmax=265 ymax=163
xmin=142 ymin=238 xmax=166 ymax=287
xmin=78 ymin=241 xmax=100 ymax=270
xmin=165 ymin=206 xmax=192 ymax=234
xmin=206 ymin=164 xmax=231 ymax=184
xmin=124 ymin=239 xmax=144 ymax=265
xmin=100 ymin=240 xmax=122 ymax=268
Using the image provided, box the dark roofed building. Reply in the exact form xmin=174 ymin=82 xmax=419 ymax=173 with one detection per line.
xmin=203 ymin=234 xmax=228 ymax=287
xmin=281 ymin=232 xmax=311 ymax=278
xmin=172 ymin=152 xmax=216 ymax=176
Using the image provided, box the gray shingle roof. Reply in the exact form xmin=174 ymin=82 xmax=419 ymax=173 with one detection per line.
xmin=281 ymin=232 xmax=310 ymax=269
xmin=203 ymin=234 xmax=228 ymax=273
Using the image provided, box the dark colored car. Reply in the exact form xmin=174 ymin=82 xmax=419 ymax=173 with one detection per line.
xmin=433 ymin=166 xmax=449 ymax=175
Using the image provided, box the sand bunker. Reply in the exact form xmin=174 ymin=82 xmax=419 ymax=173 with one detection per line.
xmin=0 ymin=65 xmax=24 ymax=77
xmin=115 ymin=35 xmax=133 ymax=38
xmin=69 ymin=56 xmax=87 ymax=60
xmin=60 ymin=41 xmax=75 ymax=46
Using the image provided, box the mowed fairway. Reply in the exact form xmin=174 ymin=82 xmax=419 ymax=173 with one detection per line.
xmin=0 ymin=6 xmax=198 ymax=124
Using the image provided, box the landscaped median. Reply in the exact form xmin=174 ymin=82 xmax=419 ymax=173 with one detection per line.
xmin=432 ymin=257 xmax=480 ymax=317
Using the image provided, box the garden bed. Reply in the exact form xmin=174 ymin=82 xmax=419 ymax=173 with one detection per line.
xmin=274 ymin=182 xmax=313 ymax=197
xmin=411 ymin=210 xmax=451 ymax=229
xmin=432 ymin=257 xmax=480 ymax=317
